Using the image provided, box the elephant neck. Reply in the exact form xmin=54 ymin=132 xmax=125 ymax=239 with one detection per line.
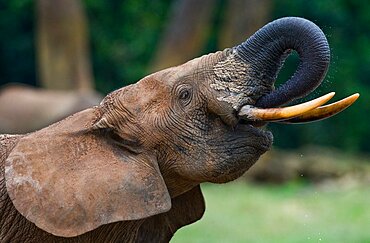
xmin=159 ymin=168 xmax=198 ymax=198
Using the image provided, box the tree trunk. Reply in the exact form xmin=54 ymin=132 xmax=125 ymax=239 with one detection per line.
xmin=150 ymin=0 xmax=217 ymax=72
xmin=218 ymin=0 xmax=272 ymax=49
xmin=36 ymin=0 xmax=93 ymax=91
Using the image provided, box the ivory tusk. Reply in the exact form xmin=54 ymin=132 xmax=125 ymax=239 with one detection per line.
xmin=277 ymin=93 xmax=359 ymax=124
xmin=238 ymin=92 xmax=335 ymax=121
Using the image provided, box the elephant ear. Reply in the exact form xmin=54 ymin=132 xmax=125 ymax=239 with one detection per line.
xmin=4 ymin=108 xmax=171 ymax=237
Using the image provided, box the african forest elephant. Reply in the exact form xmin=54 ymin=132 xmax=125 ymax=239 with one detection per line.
xmin=0 ymin=17 xmax=358 ymax=242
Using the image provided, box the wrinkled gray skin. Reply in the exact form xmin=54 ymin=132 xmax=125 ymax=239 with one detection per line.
xmin=0 ymin=17 xmax=329 ymax=242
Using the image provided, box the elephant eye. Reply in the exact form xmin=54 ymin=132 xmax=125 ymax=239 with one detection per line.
xmin=179 ymin=90 xmax=191 ymax=100
xmin=176 ymin=85 xmax=193 ymax=106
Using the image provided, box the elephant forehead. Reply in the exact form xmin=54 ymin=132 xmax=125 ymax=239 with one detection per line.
xmin=125 ymin=79 xmax=171 ymax=111
xmin=149 ymin=53 xmax=221 ymax=86
xmin=139 ymin=77 xmax=171 ymax=97
xmin=100 ymin=79 xmax=170 ymax=116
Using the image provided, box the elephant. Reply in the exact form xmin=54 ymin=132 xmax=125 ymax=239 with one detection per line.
xmin=0 ymin=17 xmax=358 ymax=242
xmin=0 ymin=84 xmax=103 ymax=134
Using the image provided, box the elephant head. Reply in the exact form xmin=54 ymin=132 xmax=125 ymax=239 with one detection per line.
xmin=2 ymin=17 xmax=358 ymax=238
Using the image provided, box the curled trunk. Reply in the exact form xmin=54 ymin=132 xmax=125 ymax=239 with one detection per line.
xmin=235 ymin=17 xmax=330 ymax=108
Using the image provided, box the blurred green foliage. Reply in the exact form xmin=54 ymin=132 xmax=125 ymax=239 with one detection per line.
xmin=84 ymin=0 xmax=171 ymax=92
xmin=0 ymin=0 xmax=369 ymax=152
xmin=0 ymin=0 xmax=36 ymax=86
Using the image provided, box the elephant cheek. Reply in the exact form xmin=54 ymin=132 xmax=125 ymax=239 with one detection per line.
xmin=204 ymin=130 xmax=273 ymax=183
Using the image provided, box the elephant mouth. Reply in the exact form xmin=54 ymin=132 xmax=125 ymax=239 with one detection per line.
xmin=237 ymin=92 xmax=359 ymax=125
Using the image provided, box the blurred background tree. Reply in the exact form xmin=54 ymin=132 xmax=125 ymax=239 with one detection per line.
xmin=36 ymin=0 xmax=93 ymax=91
xmin=0 ymin=0 xmax=369 ymax=152
xmin=150 ymin=0 xmax=216 ymax=72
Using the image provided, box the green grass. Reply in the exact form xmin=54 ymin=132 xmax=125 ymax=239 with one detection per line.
xmin=171 ymin=181 xmax=370 ymax=243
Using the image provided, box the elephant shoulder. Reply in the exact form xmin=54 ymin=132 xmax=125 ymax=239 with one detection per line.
xmin=0 ymin=135 xmax=28 ymax=241
xmin=0 ymin=134 xmax=22 ymax=213
xmin=0 ymin=134 xmax=22 ymax=166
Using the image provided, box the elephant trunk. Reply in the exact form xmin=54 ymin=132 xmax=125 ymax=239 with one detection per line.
xmin=235 ymin=17 xmax=330 ymax=108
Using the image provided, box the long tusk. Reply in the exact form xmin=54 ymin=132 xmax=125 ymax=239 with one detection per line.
xmin=238 ymin=92 xmax=335 ymax=121
xmin=277 ymin=93 xmax=359 ymax=124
